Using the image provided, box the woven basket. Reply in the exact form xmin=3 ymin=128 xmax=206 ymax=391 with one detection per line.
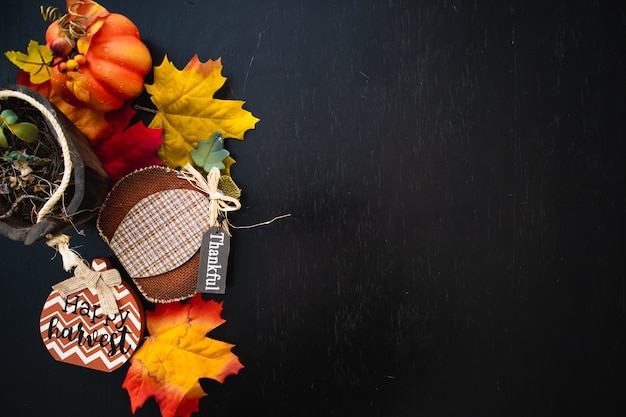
xmin=0 ymin=85 xmax=109 ymax=245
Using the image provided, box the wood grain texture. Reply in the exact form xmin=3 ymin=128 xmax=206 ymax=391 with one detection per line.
xmin=1 ymin=1 xmax=624 ymax=416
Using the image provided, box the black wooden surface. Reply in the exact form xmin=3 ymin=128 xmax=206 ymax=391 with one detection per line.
xmin=1 ymin=1 xmax=625 ymax=416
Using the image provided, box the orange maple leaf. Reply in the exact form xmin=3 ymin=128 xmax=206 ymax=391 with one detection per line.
xmin=49 ymin=94 xmax=114 ymax=144
xmin=123 ymin=295 xmax=243 ymax=417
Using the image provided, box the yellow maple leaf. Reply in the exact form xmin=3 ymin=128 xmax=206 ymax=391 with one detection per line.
xmin=123 ymin=295 xmax=243 ymax=417
xmin=146 ymin=55 xmax=259 ymax=169
xmin=5 ymin=40 xmax=53 ymax=84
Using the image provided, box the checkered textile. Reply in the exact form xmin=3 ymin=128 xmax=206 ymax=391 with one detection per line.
xmin=109 ymin=189 xmax=211 ymax=278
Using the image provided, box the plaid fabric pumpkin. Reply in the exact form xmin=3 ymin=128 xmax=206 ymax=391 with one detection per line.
xmin=97 ymin=166 xmax=212 ymax=303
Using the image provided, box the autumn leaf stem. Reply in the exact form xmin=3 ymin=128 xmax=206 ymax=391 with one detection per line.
xmin=133 ymin=104 xmax=158 ymax=115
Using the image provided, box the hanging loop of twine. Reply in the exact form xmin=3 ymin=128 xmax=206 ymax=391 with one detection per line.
xmin=46 ymin=233 xmax=121 ymax=316
xmin=178 ymin=164 xmax=241 ymax=233
xmin=46 ymin=233 xmax=82 ymax=271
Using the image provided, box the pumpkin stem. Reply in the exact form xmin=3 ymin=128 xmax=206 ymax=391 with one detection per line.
xmin=58 ymin=2 xmax=88 ymax=41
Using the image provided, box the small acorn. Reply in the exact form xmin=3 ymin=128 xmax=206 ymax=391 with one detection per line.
xmin=49 ymin=36 xmax=75 ymax=58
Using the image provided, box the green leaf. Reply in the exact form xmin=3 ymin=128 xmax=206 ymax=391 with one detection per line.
xmin=0 ymin=108 xmax=39 ymax=144
xmin=190 ymin=132 xmax=230 ymax=172
xmin=0 ymin=130 xmax=8 ymax=148
xmin=218 ymin=175 xmax=241 ymax=200
xmin=1 ymin=109 xmax=18 ymax=125
xmin=8 ymin=122 xmax=39 ymax=143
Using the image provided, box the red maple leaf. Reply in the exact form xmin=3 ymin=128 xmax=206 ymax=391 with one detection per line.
xmin=95 ymin=102 xmax=163 ymax=182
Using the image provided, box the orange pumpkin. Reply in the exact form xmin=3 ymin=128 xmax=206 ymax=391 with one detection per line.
xmin=45 ymin=9 xmax=152 ymax=112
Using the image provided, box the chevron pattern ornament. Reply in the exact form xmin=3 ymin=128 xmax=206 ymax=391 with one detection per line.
xmin=39 ymin=278 xmax=144 ymax=372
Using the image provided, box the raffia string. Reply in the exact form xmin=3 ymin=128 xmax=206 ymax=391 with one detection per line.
xmin=0 ymin=89 xmax=73 ymax=222
xmin=52 ymin=262 xmax=122 ymax=316
xmin=178 ymin=164 xmax=241 ymax=234
xmin=229 ymin=213 xmax=292 ymax=229
xmin=46 ymin=233 xmax=82 ymax=271
xmin=46 ymin=233 xmax=121 ymax=316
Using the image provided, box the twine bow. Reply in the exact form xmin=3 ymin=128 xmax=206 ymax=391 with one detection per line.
xmin=178 ymin=163 xmax=241 ymax=233
xmin=46 ymin=233 xmax=121 ymax=316
xmin=52 ymin=262 xmax=122 ymax=316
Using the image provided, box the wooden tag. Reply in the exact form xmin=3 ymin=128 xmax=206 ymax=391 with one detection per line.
xmin=196 ymin=226 xmax=230 ymax=294
xmin=39 ymin=259 xmax=144 ymax=372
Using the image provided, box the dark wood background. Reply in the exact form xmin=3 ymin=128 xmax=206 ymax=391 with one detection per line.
xmin=1 ymin=1 xmax=625 ymax=416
